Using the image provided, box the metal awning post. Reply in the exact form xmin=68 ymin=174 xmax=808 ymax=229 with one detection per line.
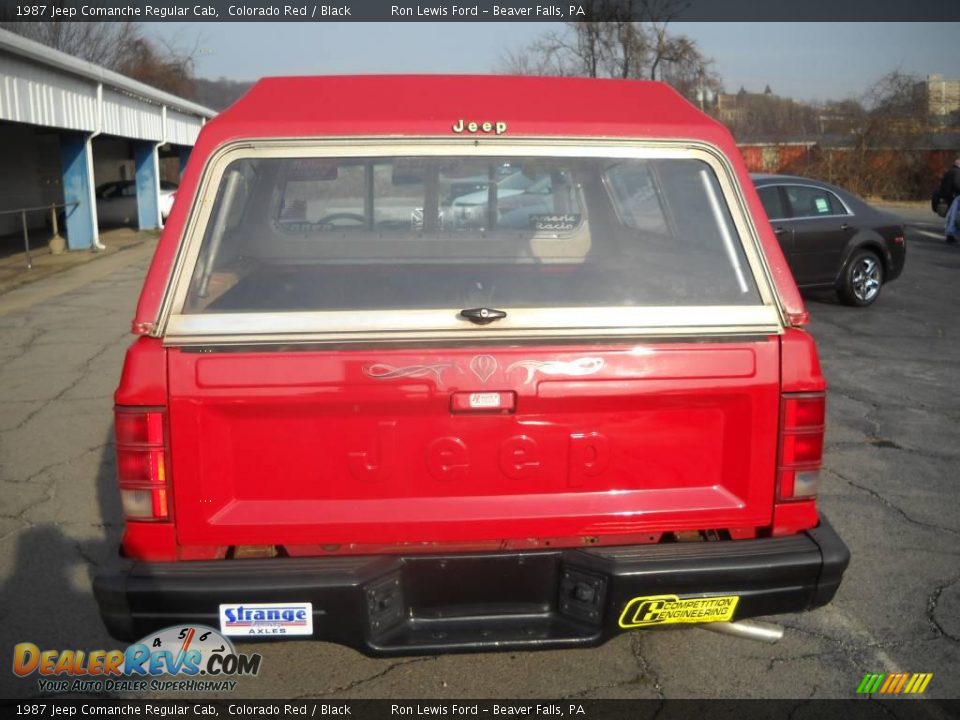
xmin=21 ymin=209 xmax=32 ymax=270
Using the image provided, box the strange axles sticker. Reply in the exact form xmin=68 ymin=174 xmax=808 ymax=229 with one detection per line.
xmin=618 ymin=594 xmax=740 ymax=628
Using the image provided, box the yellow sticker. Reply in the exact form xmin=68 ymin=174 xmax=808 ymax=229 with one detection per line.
xmin=618 ymin=594 xmax=739 ymax=628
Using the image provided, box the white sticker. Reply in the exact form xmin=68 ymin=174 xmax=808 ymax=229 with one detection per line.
xmin=469 ymin=392 xmax=501 ymax=409
xmin=814 ymin=197 xmax=829 ymax=213
xmin=219 ymin=602 xmax=313 ymax=637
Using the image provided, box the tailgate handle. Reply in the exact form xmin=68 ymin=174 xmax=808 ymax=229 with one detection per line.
xmin=459 ymin=307 xmax=507 ymax=325
xmin=451 ymin=391 xmax=516 ymax=413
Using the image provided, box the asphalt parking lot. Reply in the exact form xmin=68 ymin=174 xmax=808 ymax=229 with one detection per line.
xmin=0 ymin=208 xmax=958 ymax=701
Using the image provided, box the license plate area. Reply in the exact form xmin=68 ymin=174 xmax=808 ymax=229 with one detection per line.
xmin=403 ymin=554 xmax=559 ymax=619
xmin=362 ymin=552 xmax=607 ymax=650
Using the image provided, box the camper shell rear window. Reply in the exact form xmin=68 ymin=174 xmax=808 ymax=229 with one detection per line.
xmin=162 ymin=143 xmax=780 ymax=341
xmin=184 ymin=154 xmax=758 ymax=314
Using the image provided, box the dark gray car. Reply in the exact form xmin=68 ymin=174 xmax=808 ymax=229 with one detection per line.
xmin=752 ymin=174 xmax=906 ymax=307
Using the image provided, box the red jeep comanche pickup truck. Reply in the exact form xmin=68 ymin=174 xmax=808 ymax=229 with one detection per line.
xmin=94 ymin=75 xmax=849 ymax=655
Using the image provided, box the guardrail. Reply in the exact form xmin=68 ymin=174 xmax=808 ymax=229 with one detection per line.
xmin=0 ymin=202 xmax=79 ymax=270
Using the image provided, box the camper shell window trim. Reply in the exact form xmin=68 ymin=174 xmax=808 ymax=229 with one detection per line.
xmin=157 ymin=138 xmax=786 ymax=344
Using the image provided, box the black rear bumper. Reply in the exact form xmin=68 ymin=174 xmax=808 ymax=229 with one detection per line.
xmin=94 ymin=515 xmax=849 ymax=656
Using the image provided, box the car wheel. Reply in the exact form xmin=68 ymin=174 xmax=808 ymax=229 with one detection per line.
xmin=838 ymin=249 xmax=883 ymax=307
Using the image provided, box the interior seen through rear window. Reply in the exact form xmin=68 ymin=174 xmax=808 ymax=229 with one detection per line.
xmin=183 ymin=155 xmax=761 ymax=314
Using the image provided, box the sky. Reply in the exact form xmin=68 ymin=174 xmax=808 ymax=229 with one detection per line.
xmin=147 ymin=22 xmax=958 ymax=103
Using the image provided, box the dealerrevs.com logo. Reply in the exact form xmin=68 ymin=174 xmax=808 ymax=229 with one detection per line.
xmin=12 ymin=625 xmax=261 ymax=694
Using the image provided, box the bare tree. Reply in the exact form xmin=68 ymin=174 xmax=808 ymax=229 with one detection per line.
xmin=724 ymin=92 xmax=820 ymax=142
xmin=577 ymin=23 xmax=615 ymax=78
xmin=117 ymin=36 xmax=197 ymax=99
xmin=0 ymin=19 xmax=198 ymax=98
xmin=498 ymin=23 xmax=617 ymax=78
xmin=497 ymin=0 xmax=717 ymax=105
xmin=0 ymin=20 xmax=142 ymax=70
xmin=803 ymin=72 xmax=935 ymax=199
xmin=641 ymin=0 xmax=691 ymax=81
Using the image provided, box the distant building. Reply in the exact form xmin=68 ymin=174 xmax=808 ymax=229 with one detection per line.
xmin=715 ymin=93 xmax=744 ymax=124
xmin=716 ymin=86 xmax=776 ymax=124
xmin=918 ymin=74 xmax=960 ymax=117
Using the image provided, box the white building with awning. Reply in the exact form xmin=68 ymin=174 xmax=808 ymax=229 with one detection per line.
xmin=0 ymin=28 xmax=216 ymax=249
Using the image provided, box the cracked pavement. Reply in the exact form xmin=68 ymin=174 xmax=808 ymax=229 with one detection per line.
xmin=1 ymin=214 xmax=958 ymax=701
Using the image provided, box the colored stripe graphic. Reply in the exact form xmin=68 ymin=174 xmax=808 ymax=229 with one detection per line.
xmin=857 ymin=673 xmax=932 ymax=694
xmin=857 ymin=674 xmax=885 ymax=694
xmin=907 ymin=674 xmax=933 ymax=694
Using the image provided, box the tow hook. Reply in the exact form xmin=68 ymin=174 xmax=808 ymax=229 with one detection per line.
xmin=702 ymin=619 xmax=784 ymax=644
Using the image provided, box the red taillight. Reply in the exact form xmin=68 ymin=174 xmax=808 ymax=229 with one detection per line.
xmin=116 ymin=447 xmax=166 ymax=484
xmin=778 ymin=393 xmax=825 ymax=501
xmin=115 ymin=411 xmax=165 ymax=446
xmin=781 ymin=432 xmax=825 ymax=465
xmin=115 ymin=408 xmax=170 ymax=521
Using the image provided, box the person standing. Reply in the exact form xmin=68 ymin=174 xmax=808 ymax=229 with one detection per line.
xmin=939 ymin=157 xmax=960 ymax=244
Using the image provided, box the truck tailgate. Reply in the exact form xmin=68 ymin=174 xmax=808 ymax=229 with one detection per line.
xmin=167 ymin=340 xmax=780 ymax=547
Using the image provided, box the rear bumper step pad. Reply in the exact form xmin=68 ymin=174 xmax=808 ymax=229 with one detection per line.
xmin=94 ymin=515 xmax=849 ymax=656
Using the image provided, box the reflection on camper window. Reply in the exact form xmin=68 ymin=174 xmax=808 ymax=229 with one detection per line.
xmin=184 ymin=155 xmax=760 ymax=313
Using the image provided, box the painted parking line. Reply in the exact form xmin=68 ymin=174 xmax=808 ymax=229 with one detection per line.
xmin=914 ymin=229 xmax=947 ymax=240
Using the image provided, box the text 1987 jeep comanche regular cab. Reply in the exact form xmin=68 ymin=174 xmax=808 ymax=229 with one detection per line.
xmin=95 ymin=75 xmax=850 ymax=654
